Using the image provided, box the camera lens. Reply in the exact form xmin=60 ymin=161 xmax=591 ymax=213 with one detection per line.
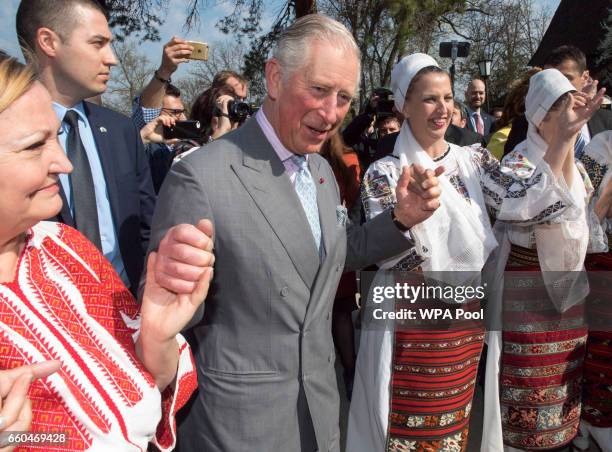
xmin=228 ymin=99 xmax=253 ymax=123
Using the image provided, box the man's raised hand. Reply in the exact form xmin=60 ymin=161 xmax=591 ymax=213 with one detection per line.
xmin=157 ymin=37 xmax=194 ymax=80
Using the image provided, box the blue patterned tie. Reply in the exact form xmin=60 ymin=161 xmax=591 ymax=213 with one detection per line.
xmin=574 ymin=132 xmax=586 ymax=158
xmin=291 ymin=155 xmax=321 ymax=251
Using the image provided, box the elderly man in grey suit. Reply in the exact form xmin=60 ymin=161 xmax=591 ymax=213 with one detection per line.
xmin=148 ymin=14 xmax=443 ymax=452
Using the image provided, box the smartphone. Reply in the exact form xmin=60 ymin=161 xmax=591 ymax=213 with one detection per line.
xmin=187 ymin=41 xmax=209 ymax=61
xmin=163 ymin=120 xmax=202 ymax=140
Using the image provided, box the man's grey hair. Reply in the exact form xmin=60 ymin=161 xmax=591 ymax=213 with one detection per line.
xmin=272 ymin=14 xmax=361 ymax=86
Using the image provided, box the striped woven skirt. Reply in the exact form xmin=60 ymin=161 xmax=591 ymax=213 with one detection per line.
xmin=386 ymin=324 xmax=484 ymax=451
xmin=582 ymin=251 xmax=612 ymax=428
xmin=500 ymin=245 xmax=587 ymax=450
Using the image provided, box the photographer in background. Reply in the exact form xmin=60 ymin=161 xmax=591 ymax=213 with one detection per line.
xmin=189 ymin=70 xmax=251 ymax=142
xmin=139 ymin=84 xmax=199 ymax=193
xmin=342 ymin=88 xmax=399 ymax=169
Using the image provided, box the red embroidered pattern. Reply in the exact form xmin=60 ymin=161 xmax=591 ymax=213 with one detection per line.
xmin=387 ymin=329 xmax=484 ymax=452
xmin=0 ymin=223 xmax=197 ymax=451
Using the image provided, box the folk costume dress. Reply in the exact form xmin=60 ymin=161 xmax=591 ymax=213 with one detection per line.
xmin=347 ymin=137 xmax=578 ymax=452
xmin=346 ymin=55 xmax=578 ymax=452
xmin=575 ymin=131 xmax=612 ymax=450
xmin=0 ymin=222 xmax=197 ymax=451
xmin=494 ymin=70 xmax=606 ymax=451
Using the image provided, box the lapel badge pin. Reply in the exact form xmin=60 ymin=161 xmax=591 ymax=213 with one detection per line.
xmin=99 ymin=126 xmax=107 ymax=133
xmin=319 ymin=177 xmax=324 ymax=184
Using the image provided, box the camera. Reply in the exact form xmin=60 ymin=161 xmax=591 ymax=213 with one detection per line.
xmin=227 ymin=99 xmax=255 ymax=123
xmin=373 ymin=87 xmax=395 ymax=118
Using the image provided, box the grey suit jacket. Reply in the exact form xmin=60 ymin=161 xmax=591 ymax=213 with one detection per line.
xmin=148 ymin=118 xmax=411 ymax=452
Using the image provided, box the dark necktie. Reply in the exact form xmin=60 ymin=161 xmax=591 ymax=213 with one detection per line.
xmin=63 ymin=110 xmax=102 ymax=250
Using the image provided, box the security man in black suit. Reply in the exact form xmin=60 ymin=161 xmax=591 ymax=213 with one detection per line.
xmin=16 ymin=0 xmax=156 ymax=293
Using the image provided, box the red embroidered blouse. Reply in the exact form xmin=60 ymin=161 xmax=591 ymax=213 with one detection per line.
xmin=0 ymin=222 xmax=197 ymax=451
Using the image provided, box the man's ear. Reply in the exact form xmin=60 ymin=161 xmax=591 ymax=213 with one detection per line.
xmin=265 ymin=58 xmax=282 ymax=101
xmin=36 ymin=27 xmax=62 ymax=58
xmin=581 ymin=70 xmax=590 ymax=85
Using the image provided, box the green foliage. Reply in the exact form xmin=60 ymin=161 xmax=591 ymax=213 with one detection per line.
xmin=221 ymin=1 xmax=296 ymax=101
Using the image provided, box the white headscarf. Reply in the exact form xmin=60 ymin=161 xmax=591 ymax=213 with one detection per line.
xmin=390 ymin=53 xmax=438 ymax=112
xmin=391 ymin=53 xmax=498 ymax=274
xmin=514 ymin=69 xmax=576 ymax=170
xmin=525 ymin=69 xmax=575 ymax=127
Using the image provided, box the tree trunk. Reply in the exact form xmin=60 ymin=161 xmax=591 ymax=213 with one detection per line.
xmin=295 ymin=0 xmax=317 ymax=17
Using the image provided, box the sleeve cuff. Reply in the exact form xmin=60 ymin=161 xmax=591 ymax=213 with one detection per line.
xmin=153 ymin=334 xmax=198 ymax=451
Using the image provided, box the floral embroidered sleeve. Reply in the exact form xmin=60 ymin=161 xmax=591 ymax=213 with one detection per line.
xmin=361 ymin=157 xmax=423 ymax=270
xmin=472 ymin=145 xmax=576 ymax=225
xmin=580 ymin=148 xmax=611 ymax=252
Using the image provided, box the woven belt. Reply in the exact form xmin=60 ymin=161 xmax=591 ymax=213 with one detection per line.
xmin=508 ymin=244 xmax=540 ymax=267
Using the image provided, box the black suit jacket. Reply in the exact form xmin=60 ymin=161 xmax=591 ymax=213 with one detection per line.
xmin=52 ymin=102 xmax=156 ymax=292
xmin=147 ymin=143 xmax=175 ymax=194
xmin=466 ymin=108 xmax=495 ymax=136
xmin=503 ymin=109 xmax=612 ymax=157
xmin=374 ymin=124 xmax=484 ymax=161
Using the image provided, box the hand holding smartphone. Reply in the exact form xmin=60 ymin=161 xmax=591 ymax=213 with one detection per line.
xmin=187 ymin=41 xmax=209 ymax=61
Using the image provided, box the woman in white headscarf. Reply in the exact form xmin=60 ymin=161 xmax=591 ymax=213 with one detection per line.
xmin=497 ymin=69 xmax=610 ymax=452
xmin=346 ymin=55 xmax=605 ymax=452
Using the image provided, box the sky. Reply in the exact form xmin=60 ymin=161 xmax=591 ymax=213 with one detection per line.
xmin=0 ymin=0 xmax=561 ymax=81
